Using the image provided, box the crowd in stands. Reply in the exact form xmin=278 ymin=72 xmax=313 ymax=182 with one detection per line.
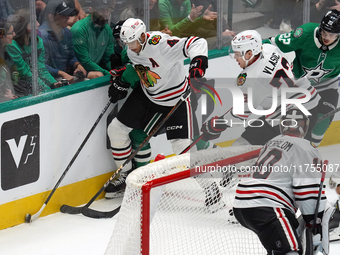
xmin=0 ymin=0 xmax=337 ymax=103
xmin=268 ymin=0 xmax=340 ymax=33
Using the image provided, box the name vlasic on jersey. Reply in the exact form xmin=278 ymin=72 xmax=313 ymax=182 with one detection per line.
xmin=224 ymin=44 xmax=319 ymax=125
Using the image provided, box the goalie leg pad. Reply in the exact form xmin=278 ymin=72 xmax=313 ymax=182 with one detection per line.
xmin=319 ymin=205 xmax=336 ymax=254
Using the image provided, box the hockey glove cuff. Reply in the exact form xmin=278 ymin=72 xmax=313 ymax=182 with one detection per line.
xmin=189 ymin=56 xmax=208 ymax=93
xmin=201 ymin=116 xmax=228 ymax=141
xmin=108 ymin=77 xmax=130 ymax=104
xmin=110 ymin=66 xmax=127 ymax=77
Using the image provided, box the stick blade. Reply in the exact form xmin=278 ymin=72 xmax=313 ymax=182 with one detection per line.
xmin=81 ymin=206 xmax=121 ymax=219
xmin=60 ymin=204 xmax=83 ymax=214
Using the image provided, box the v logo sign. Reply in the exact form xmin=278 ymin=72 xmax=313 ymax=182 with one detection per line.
xmin=6 ymin=135 xmax=28 ymax=168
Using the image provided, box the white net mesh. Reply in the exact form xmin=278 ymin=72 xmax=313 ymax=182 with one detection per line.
xmin=105 ymin=146 xmax=267 ymax=255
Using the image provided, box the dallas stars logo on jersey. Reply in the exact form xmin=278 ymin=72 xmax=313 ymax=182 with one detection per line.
xmin=135 ymin=64 xmax=161 ymax=88
xmin=301 ymin=60 xmax=333 ymax=83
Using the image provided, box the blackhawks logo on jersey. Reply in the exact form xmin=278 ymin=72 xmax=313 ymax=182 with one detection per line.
xmin=149 ymin=35 xmax=161 ymax=45
xmin=135 ymin=64 xmax=161 ymax=87
xmin=237 ymin=73 xmax=247 ymax=86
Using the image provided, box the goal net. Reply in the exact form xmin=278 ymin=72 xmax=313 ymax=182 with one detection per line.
xmin=105 ymin=146 xmax=267 ymax=255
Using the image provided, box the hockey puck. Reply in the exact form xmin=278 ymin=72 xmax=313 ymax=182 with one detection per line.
xmin=25 ymin=213 xmax=32 ymax=223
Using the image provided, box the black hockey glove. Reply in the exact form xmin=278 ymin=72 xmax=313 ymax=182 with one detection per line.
xmin=188 ymin=56 xmax=208 ymax=93
xmin=201 ymin=116 xmax=228 ymax=141
xmin=110 ymin=53 xmax=123 ymax=69
xmin=108 ymin=77 xmax=130 ymax=104
xmin=110 ymin=66 xmax=126 ymax=77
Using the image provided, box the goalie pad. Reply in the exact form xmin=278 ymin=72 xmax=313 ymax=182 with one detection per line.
xmin=313 ymin=205 xmax=336 ymax=255
xmin=300 ymin=227 xmax=313 ymax=255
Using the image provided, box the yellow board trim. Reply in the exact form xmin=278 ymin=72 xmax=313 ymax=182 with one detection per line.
xmin=0 ymin=172 xmax=113 ymax=230
xmin=1 ymin=121 xmax=340 ymax=230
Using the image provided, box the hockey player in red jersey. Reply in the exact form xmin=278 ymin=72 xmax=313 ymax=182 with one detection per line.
xmin=105 ymin=18 xmax=211 ymax=199
xmin=233 ymin=108 xmax=334 ymax=255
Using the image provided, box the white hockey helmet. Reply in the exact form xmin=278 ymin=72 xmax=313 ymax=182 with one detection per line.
xmin=230 ymin=30 xmax=262 ymax=58
xmin=330 ymin=174 xmax=340 ymax=190
xmin=279 ymin=108 xmax=310 ymax=138
xmin=120 ymin=18 xmax=146 ymax=45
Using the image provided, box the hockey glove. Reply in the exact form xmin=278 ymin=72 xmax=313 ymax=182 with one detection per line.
xmin=201 ymin=116 xmax=228 ymax=141
xmin=110 ymin=53 xmax=123 ymax=69
xmin=108 ymin=77 xmax=130 ymax=104
xmin=189 ymin=56 xmax=208 ymax=93
xmin=110 ymin=66 xmax=126 ymax=77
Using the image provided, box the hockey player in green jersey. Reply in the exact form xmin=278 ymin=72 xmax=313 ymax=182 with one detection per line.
xmin=265 ymin=9 xmax=340 ymax=146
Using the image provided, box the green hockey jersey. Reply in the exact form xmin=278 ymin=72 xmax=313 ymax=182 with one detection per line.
xmin=269 ymin=23 xmax=340 ymax=92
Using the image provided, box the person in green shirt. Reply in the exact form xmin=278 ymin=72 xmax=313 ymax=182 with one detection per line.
xmin=0 ymin=18 xmax=17 ymax=102
xmin=6 ymin=8 xmax=60 ymax=96
xmin=265 ymin=9 xmax=340 ymax=147
xmin=158 ymin=0 xmax=235 ymax=49
xmin=71 ymin=0 xmax=116 ymax=79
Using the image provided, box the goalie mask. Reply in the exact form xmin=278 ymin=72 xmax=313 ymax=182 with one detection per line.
xmin=120 ymin=18 xmax=146 ymax=46
xmin=229 ymin=30 xmax=262 ymax=67
xmin=279 ymin=108 xmax=310 ymax=138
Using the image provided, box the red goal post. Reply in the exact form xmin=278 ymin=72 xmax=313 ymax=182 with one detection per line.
xmin=105 ymin=146 xmax=266 ymax=255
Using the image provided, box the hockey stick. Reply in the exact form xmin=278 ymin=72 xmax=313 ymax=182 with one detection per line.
xmin=180 ymin=134 xmax=204 ymax=154
xmin=316 ymin=107 xmax=340 ymax=123
xmin=60 ymin=89 xmax=191 ymax=218
xmin=311 ymin=160 xmax=328 ymax=234
xmin=25 ymin=101 xmax=112 ymax=223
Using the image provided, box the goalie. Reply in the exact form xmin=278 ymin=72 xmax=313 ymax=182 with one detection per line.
xmin=233 ymin=108 xmax=334 ymax=255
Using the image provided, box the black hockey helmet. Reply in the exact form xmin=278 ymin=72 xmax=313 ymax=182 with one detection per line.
xmin=113 ymin=20 xmax=126 ymax=39
xmin=320 ymin=9 xmax=340 ymax=34
xmin=279 ymin=108 xmax=310 ymax=138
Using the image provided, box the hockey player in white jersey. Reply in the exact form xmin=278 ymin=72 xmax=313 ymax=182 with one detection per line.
xmin=233 ymin=108 xmax=333 ymax=255
xmin=201 ymin=30 xmax=320 ymax=146
xmin=200 ymin=30 xmax=320 ymax=187
xmin=105 ymin=18 xmax=213 ymax=199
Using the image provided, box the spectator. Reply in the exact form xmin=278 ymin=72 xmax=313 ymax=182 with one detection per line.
xmin=36 ymin=0 xmax=86 ymax=27
xmin=0 ymin=0 xmax=14 ymax=21
xmin=190 ymin=0 xmax=234 ymax=37
xmin=39 ymin=0 xmax=88 ymax=84
xmin=118 ymin=0 xmax=172 ymax=34
xmin=159 ymin=0 xmax=234 ymax=50
xmin=67 ymin=0 xmax=87 ymax=26
xmin=0 ymin=19 xmax=17 ymax=102
xmin=268 ymin=0 xmax=295 ymax=32
xmin=291 ymin=0 xmax=340 ymax=29
xmin=71 ymin=0 xmax=116 ymax=78
xmin=6 ymin=9 xmax=61 ymax=96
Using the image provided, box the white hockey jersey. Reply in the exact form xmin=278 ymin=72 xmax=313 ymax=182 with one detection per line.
xmin=224 ymin=44 xmax=320 ymax=125
xmin=233 ymin=135 xmax=327 ymax=216
xmin=126 ymin=32 xmax=208 ymax=107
